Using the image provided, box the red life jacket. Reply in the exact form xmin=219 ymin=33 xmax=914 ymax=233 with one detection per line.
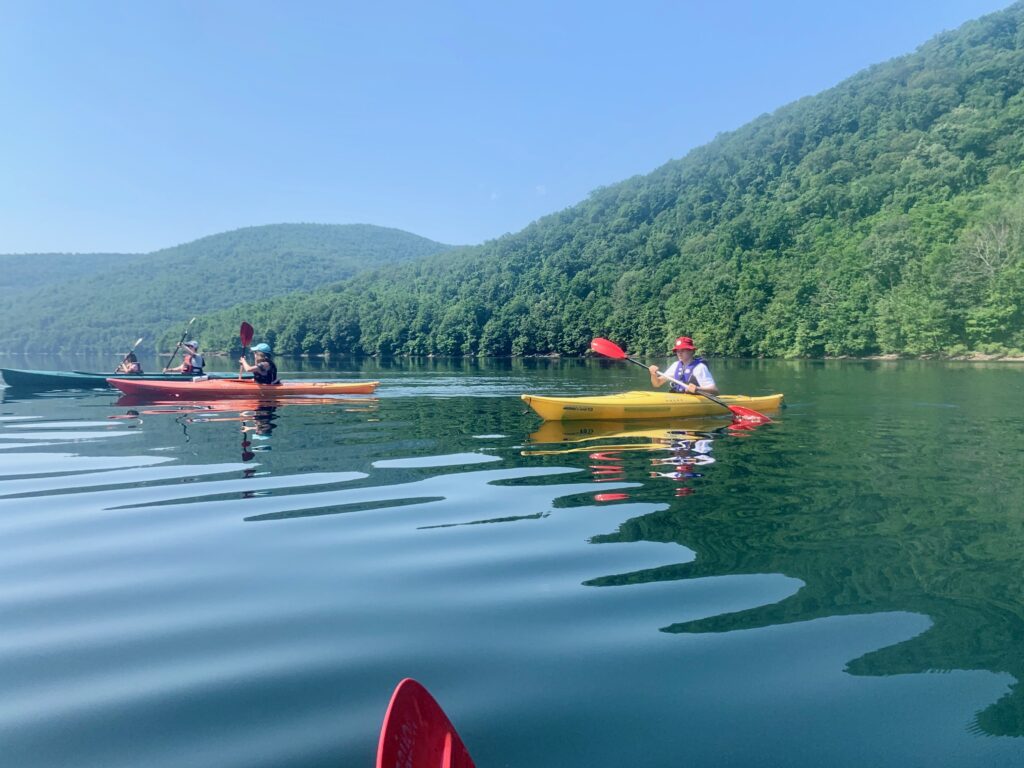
xmin=182 ymin=353 xmax=205 ymax=375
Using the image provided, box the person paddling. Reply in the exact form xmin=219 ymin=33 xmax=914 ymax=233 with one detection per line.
xmin=239 ymin=342 xmax=280 ymax=385
xmin=649 ymin=335 xmax=719 ymax=395
xmin=115 ymin=351 xmax=143 ymax=374
xmin=164 ymin=340 xmax=205 ymax=375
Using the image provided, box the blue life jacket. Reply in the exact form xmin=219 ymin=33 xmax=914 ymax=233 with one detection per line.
xmin=671 ymin=356 xmax=707 ymax=393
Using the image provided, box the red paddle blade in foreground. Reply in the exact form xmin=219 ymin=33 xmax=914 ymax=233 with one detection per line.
xmin=376 ymin=678 xmax=476 ymax=768
xmin=240 ymin=322 xmax=254 ymax=348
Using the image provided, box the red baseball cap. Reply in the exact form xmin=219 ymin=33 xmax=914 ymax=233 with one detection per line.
xmin=672 ymin=336 xmax=696 ymax=351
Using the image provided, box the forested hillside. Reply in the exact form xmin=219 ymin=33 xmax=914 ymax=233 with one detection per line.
xmin=201 ymin=4 xmax=1024 ymax=359
xmin=1 ymin=253 xmax=127 ymax=298
xmin=0 ymin=224 xmax=453 ymax=353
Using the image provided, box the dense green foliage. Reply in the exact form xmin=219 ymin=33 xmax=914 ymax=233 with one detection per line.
xmin=1 ymin=253 xmax=127 ymax=298
xmin=0 ymin=224 xmax=453 ymax=353
xmin=201 ymin=4 xmax=1024 ymax=359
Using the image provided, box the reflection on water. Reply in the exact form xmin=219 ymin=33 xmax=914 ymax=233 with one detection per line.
xmin=524 ymin=418 xmax=734 ymax=500
xmin=1 ymin=359 xmax=1023 ymax=767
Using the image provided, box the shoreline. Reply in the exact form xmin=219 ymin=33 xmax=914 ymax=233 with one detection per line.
xmin=858 ymin=353 xmax=1024 ymax=362
xmin=5 ymin=352 xmax=1024 ymax=364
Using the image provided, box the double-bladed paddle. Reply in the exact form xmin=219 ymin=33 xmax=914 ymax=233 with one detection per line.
xmin=239 ymin=322 xmax=254 ymax=379
xmin=590 ymin=337 xmax=772 ymax=425
xmin=163 ymin=317 xmax=197 ymax=371
xmin=376 ymin=678 xmax=476 ymax=768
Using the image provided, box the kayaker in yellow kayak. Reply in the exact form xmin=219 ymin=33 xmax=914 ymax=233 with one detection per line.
xmin=239 ymin=342 xmax=281 ymax=385
xmin=648 ymin=336 xmax=719 ymax=395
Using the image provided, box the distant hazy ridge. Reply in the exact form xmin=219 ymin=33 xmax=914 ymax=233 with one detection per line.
xmin=0 ymin=224 xmax=453 ymax=353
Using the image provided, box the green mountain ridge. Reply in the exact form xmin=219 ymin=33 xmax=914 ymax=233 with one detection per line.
xmin=0 ymin=224 xmax=454 ymax=353
xmin=195 ymin=2 xmax=1024 ymax=359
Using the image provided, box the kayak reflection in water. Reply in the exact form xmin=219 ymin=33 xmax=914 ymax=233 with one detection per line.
xmin=238 ymin=342 xmax=280 ymax=384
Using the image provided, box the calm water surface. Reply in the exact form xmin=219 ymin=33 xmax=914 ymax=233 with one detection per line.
xmin=1 ymin=357 xmax=1023 ymax=767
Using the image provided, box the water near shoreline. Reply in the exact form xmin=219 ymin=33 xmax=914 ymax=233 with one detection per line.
xmin=1 ymin=358 xmax=1022 ymax=767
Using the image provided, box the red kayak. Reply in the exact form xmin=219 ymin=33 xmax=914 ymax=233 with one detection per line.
xmin=113 ymin=395 xmax=377 ymax=411
xmin=377 ymin=679 xmax=475 ymax=768
xmin=107 ymin=377 xmax=379 ymax=399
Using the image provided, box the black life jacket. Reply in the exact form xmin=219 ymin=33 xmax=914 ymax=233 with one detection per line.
xmin=253 ymin=359 xmax=279 ymax=385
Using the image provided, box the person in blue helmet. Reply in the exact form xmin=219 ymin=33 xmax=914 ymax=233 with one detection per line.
xmin=649 ymin=335 xmax=718 ymax=395
xmin=239 ymin=342 xmax=280 ymax=385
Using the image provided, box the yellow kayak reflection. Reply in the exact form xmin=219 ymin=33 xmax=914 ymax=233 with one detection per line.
xmin=523 ymin=416 xmax=729 ymax=455
xmin=522 ymin=417 xmax=725 ymax=499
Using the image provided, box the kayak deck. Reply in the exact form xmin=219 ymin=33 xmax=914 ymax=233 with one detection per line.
xmin=521 ymin=390 xmax=784 ymax=420
xmin=108 ymin=377 xmax=380 ymax=399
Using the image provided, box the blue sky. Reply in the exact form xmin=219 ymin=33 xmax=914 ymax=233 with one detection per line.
xmin=0 ymin=0 xmax=1013 ymax=254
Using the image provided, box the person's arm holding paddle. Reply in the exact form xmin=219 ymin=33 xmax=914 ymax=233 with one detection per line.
xmin=115 ymin=352 xmax=143 ymax=374
xmin=239 ymin=343 xmax=280 ymax=385
xmin=164 ymin=340 xmax=204 ymax=374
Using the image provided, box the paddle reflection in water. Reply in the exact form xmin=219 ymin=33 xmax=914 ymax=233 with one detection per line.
xmin=522 ymin=417 xmax=745 ymax=500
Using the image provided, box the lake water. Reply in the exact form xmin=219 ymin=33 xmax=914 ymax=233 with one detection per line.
xmin=1 ymin=356 xmax=1023 ymax=767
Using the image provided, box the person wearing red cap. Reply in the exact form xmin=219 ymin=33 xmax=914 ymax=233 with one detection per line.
xmin=649 ymin=336 xmax=719 ymax=395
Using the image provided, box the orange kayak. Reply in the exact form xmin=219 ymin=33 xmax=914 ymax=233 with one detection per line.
xmin=108 ymin=377 xmax=379 ymax=399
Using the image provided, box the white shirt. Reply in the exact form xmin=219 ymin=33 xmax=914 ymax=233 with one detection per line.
xmin=664 ymin=359 xmax=716 ymax=391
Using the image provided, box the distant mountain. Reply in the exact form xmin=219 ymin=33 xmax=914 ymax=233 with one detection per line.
xmin=0 ymin=224 xmax=454 ymax=353
xmin=2 ymin=253 xmax=128 ymax=298
xmin=198 ymin=3 xmax=1024 ymax=359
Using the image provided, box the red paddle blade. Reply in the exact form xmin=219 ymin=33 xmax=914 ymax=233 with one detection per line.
xmin=240 ymin=322 xmax=254 ymax=347
xmin=377 ymin=678 xmax=476 ymax=768
xmin=590 ymin=337 xmax=628 ymax=360
xmin=728 ymin=405 xmax=773 ymax=426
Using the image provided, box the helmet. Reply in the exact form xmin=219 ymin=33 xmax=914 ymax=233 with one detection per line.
xmin=252 ymin=343 xmax=272 ymax=355
xmin=184 ymin=340 xmax=199 ymax=350
xmin=672 ymin=336 xmax=696 ymax=351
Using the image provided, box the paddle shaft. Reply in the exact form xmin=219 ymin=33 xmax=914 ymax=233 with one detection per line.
xmin=163 ymin=317 xmax=196 ymax=371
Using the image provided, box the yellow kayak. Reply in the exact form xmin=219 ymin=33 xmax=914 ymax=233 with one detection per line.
xmin=520 ymin=390 xmax=784 ymax=421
